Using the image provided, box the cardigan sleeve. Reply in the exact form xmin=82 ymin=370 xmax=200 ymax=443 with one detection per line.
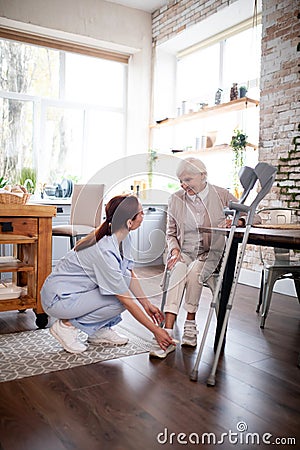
xmin=166 ymin=194 xmax=181 ymax=255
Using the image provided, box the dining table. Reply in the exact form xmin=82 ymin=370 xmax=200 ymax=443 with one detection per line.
xmin=200 ymin=225 xmax=300 ymax=350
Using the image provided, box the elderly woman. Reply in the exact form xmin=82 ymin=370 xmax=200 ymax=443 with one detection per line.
xmin=149 ymin=157 xmax=261 ymax=359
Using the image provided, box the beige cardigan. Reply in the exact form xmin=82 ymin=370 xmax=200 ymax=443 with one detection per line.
xmin=166 ymin=184 xmax=261 ymax=282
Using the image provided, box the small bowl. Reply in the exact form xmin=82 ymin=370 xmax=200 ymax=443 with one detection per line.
xmin=0 ymin=284 xmax=22 ymax=300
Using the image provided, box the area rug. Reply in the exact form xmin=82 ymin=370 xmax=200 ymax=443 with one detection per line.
xmin=0 ymin=325 xmax=152 ymax=383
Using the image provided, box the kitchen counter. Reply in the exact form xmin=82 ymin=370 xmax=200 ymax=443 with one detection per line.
xmin=29 ymin=197 xmax=71 ymax=205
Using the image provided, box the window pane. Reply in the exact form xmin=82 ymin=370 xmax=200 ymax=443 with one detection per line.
xmin=177 ymin=44 xmax=220 ymax=108
xmin=0 ymin=97 xmax=33 ymax=182
xmin=0 ymin=39 xmax=60 ymax=98
xmin=40 ymin=105 xmax=84 ymax=184
xmin=223 ymin=25 xmax=262 ymax=94
xmin=83 ymin=110 xmax=125 ymax=181
xmin=65 ymin=53 xmax=125 ymax=107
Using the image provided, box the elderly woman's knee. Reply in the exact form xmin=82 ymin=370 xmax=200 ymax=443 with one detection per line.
xmin=188 ymin=259 xmax=205 ymax=275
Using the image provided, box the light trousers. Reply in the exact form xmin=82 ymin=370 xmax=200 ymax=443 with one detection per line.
xmin=42 ymin=287 xmax=126 ymax=336
xmin=164 ymin=253 xmax=206 ymax=315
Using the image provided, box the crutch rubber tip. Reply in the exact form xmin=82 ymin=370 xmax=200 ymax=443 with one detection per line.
xmin=189 ymin=370 xmax=198 ymax=382
xmin=206 ymin=376 xmax=216 ymax=387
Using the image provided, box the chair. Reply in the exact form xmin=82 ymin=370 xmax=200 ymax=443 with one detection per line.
xmin=256 ymin=207 xmax=300 ymax=328
xmin=52 ymin=183 xmax=105 ymax=249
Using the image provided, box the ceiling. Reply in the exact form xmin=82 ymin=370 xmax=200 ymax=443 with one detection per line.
xmin=104 ymin=0 xmax=168 ymax=13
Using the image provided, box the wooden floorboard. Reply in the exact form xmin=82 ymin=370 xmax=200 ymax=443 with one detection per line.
xmin=0 ymin=266 xmax=299 ymax=450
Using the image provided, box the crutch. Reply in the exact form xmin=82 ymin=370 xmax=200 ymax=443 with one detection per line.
xmin=159 ymin=265 xmax=171 ymax=327
xmin=189 ymin=165 xmax=258 ymax=381
xmin=190 ymin=162 xmax=277 ymax=385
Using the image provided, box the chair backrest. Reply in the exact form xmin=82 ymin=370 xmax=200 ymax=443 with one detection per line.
xmin=70 ymin=184 xmax=105 ymax=228
xmin=258 ymin=207 xmax=299 ymax=226
xmin=258 ymin=207 xmax=300 ymax=264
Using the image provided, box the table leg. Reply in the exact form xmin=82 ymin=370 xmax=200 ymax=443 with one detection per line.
xmin=214 ymin=240 xmax=238 ymax=352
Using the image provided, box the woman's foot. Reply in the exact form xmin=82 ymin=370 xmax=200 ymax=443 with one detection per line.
xmin=88 ymin=327 xmax=129 ymax=345
xmin=181 ymin=320 xmax=198 ymax=347
xmin=149 ymin=341 xmax=176 ymax=359
xmin=50 ymin=320 xmax=87 ymax=353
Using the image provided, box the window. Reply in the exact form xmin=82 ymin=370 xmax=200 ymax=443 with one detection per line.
xmin=0 ymin=37 xmax=127 ymax=188
xmin=176 ymin=24 xmax=262 ymax=109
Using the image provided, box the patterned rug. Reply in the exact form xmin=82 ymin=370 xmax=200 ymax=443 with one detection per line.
xmin=0 ymin=325 xmax=152 ymax=383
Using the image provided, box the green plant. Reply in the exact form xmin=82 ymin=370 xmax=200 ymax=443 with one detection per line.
xmin=230 ymin=129 xmax=248 ymax=151
xmin=230 ymin=129 xmax=248 ymax=196
xmin=0 ymin=176 xmax=9 ymax=189
xmin=147 ymin=149 xmax=158 ymax=188
xmin=18 ymin=167 xmax=37 ymax=194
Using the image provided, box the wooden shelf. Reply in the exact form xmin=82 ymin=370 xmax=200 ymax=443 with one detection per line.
xmin=0 ymin=295 xmax=36 ymax=311
xmin=171 ymin=143 xmax=257 ymax=155
xmin=151 ymin=97 xmax=259 ymax=128
xmin=0 ymin=260 xmax=35 ymax=272
xmin=0 ymin=235 xmax=37 ymax=244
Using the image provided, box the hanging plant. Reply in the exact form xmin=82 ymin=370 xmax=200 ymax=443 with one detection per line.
xmin=230 ymin=129 xmax=248 ymax=197
xmin=147 ymin=149 xmax=158 ymax=189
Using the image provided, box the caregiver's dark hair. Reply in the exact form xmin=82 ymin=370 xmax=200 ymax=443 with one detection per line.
xmin=74 ymin=194 xmax=140 ymax=252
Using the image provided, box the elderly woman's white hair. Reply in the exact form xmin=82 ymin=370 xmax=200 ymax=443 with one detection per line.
xmin=176 ymin=157 xmax=208 ymax=181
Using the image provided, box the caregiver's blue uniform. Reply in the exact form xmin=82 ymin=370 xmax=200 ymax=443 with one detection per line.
xmin=41 ymin=234 xmax=134 ymax=335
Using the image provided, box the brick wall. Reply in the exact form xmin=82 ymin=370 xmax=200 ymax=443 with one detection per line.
xmin=152 ymin=0 xmax=239 ymax=46
xmin=259 ymin=0 xmax=300 ymax=210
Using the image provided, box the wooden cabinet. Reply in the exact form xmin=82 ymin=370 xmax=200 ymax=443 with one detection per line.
xmin=0 ymin=204 xmax=56 ymax=328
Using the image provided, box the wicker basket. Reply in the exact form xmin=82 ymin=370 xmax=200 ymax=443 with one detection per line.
xmin=0 ymin=192 xmax=30 ymax=205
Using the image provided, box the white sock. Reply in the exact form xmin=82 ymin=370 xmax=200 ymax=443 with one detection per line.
xmin=185 ymin=319 xmax=196 ymax=324
xmin=60 ymin=320 xmax=73 ymax=328
xmin=164 ymin=328 xmax=174 ymax=337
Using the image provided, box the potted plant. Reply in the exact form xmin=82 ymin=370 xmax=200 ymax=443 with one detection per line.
xmin=230 ymin=129 xmax=248 ymax=197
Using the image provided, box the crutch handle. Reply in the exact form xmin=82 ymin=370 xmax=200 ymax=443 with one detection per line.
xmin=228 ymin=201 xmax=250 ymax=213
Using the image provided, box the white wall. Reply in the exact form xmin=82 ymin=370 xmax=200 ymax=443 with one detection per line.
xmin=0 ymin=0 xmax=152 ymax=157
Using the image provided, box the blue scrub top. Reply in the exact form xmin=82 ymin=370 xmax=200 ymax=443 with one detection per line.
xmin=41 ymin=234 xmax=134 ymax=302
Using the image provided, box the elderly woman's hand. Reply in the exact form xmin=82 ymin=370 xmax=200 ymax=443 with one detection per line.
xmin=219 ymin=217 xmax=246 ymax=228
xmin=167 ymin=249 xmax=181 ymax=270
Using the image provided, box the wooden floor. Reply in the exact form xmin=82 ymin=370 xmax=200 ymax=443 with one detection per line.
xmin=0 ymin=266 xmax=299 ymax=450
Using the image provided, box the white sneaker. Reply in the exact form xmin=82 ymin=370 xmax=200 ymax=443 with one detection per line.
xmin=181 ymin=322 xmax=198 ymax=347
xmin=149 ymin=341 xmax=176 ymax=359
xmin=50 ymin=320 xmax=87 ymax=354
xmin=88 ymin=327 xmax=129 ymax=346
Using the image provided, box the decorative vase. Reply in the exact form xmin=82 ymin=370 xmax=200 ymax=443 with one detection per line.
xmin=230 ymin=83 xmax=238 ymax=101
xmin=239 ymin=86 xmax=248 ymax=98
